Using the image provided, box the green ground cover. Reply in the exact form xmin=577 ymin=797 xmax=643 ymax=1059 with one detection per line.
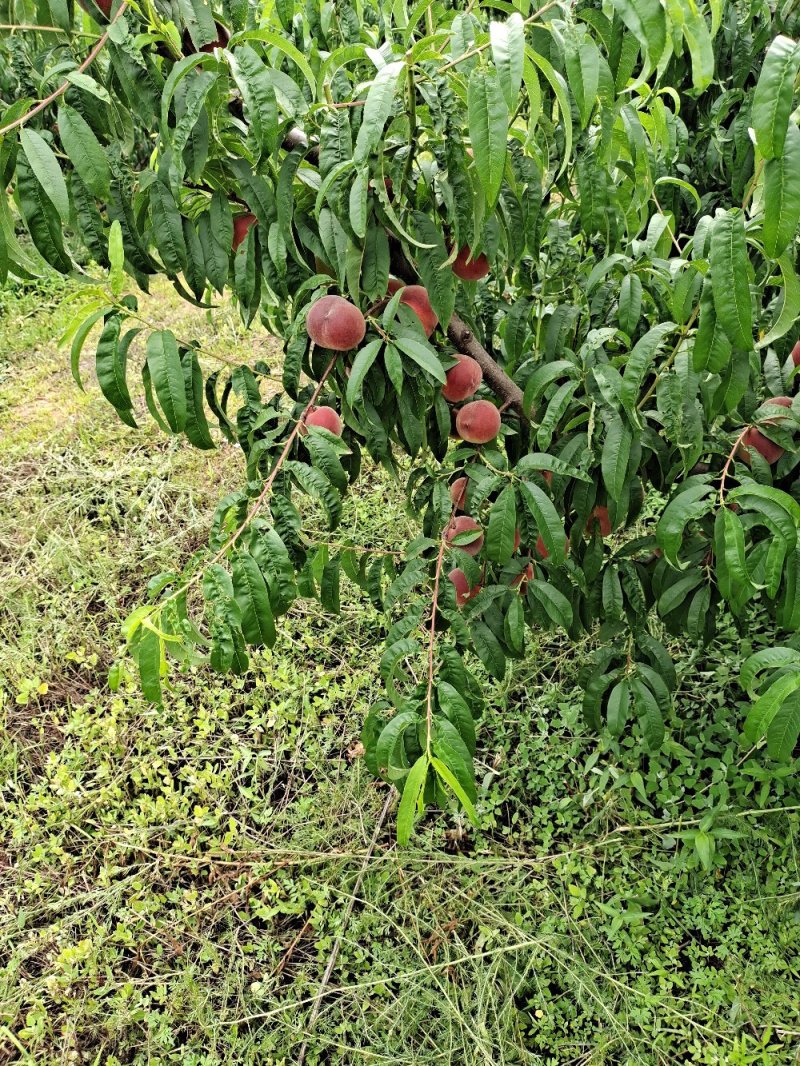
xmin=1 ymin=279 xmax=799 ymax=1064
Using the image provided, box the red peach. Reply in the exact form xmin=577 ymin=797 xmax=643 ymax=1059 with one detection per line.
xmin=792 ymin=341 xmax=800 ymax=368
xmin=511 ymin=562 xmax=535 ymax=592
xmin=455 ymin=400 xmax=501 ymax=444
xmin=399 ymin=285 xmax=438 ymax=337
xmin=451 ymin=245 xmax=490 ymax=282
xmin=306 ymin=295 xmax=366 ymax=351
xmin=586 ymin=506 xmax=612 ymax=537
xmin=442 ymin=354 xmax=483 ymax=403
xmin=303 ymin=406 xmax=342 ymax=436
xmin=445 ymin=515 xmax=484 ymax=556
xmin=233 ymin=213 xmax=257 ymax=251
xmin=450 ymin=477 xmax=468 ymax=511
xmin=448 ymin=567 xmax=481 ymax=606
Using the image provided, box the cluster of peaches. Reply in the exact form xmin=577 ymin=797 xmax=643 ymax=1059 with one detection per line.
xmin=300 ymin=246 xmax=497 ymax=442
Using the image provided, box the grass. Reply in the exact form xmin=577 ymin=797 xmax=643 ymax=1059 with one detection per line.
xmin=1 ymin=276 xmax=800 ymax=1064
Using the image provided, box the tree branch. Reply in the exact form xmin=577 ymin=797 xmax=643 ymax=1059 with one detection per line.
xmin=0 ymin=2 xmax=129 ymax=137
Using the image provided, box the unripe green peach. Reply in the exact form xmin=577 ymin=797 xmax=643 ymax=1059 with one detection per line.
xmin=455 ymin=400 xmax=501 ymax=444
xmin=442 ymin=354 xmax=482 ymax=403
xmin=306 ymin=296 xmax=366 ymax=351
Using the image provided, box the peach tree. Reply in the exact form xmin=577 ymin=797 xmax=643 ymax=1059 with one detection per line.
xmin=4 ymin=0 xmax=800 ymax=840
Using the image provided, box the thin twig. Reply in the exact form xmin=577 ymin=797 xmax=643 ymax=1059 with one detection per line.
xmin=158 ymin=352 xmax=338 ymax=609
xmin=0 ymin=2 xmax=129 ymax=138
xmin=295 ymin=789 xmax=395 ymax=1065
xmin=425 ymin=530 xmax=448 ymax=751
xmin=636 ymin=303 xmax=700 ymax=411
xmin=439 ymin=0 xmax=560 ymax=72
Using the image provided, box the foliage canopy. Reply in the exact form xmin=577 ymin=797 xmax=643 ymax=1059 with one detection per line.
xmin=4 ymin=0 xmax=800 ymax=837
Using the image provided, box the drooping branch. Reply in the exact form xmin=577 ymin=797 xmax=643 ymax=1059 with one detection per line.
xmin=446 ymin=313 xmax=525 ymax=415
xmin=388 ymin=237 xmax=528 ymax=417
xmin=0 ymin=2 xmax=129 ymax=137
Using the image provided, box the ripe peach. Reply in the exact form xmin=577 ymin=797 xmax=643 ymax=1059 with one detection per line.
xmin=792 ymin=341 xmax=800 ymax=367
xmin=306 ymin=295 xmax=366 ymax=351
xmin=513 ymin=528 xmax=521 ymax=553
xmin=303 ymin=406 xmax=342 ymax=436
xmin=738 ymin=398 xmax=793 ymax=465
xmin=398 ymin=285 xmax=438 ymax=337
xmin=442 ymin=354 xmax=482 ymax=403
xmin=448 ymin=567 xmax=481 ymax=606
xmin=451 ymin=245 xmax=490 ymax=282
xmin=450 ymin=477 xmax=468 ymax=511
xmin=739 ymin=428 xmax=784 ymax=464
xmin=455 ymin=400 xmax=501 ymax=444
xmin=232 ymin=213 xmax=257 ymax=251
xmin=387 ymin=277 xmax=405 ymax=295
xmin=586 ymin=506 xmax=612 ymax=537
xmin=445 ymin=515 xmax=484 ymax=556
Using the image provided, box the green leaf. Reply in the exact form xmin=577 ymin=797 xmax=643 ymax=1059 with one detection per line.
xmin=376 ymin=709 xmax=420 ymax=779
xmin=656 ymin=483 xmax=715 ymax=568
xmin=525 ymin=50 xmax=571 ymax=178
xmin=146 ymin=330 xmax=187 ymax=432
xmin=108 ymin=220 xmax=124 ymax=297
xmin=57 ymin=105 xmax=110 ymax=199
xmin=631 ymin=676 xmax=665 ymax=750
xmin=468 ymin=68 xmax=508 ymax=209
xmin=607 ymin=679 xmax=629 ymax=738
xmin=758 ymin=251 xmax=800 ymax=350
xmin=767 ymin=692 xmax=800 ymax=761
xmin=740 ymin=647 xmax=800 ymax=694
xmin=763 ymin=123 xmax=800 ymax=259
xmin=232 ymin=551 xmax=276 ymax=648
xmin=353 ymin=61 xmax=405 ymax=164
xmin=620 ymin=322 xmax=674 ymax=409
xmin=519 ymin=480 xmax=567 ymax=561
xmin=20 ymin=128 xmax=70 ymax=224
xmin=490 ymin=13 xmax=525 ymax=111
xmin=432 ymin=717 xmax=476 ymax=801
xmin=744 ymin=670 xmax=800 ymax=744
xmin=69 ymin=306 xmax=111 ymax=391
xmin=431 ymin=756 xmax=480 ymax=828
xmin=693 ymin=280 xmax=731 ymax=373
xmin=393 ymin=335 xmax=446 ymax=383
xmin=564 ymin=35 xmax=600 ymax=128
xmin=486 ymin=486 xmax=517 ymax=565
xmin=96 ymin=318 xmax=137 ymax=425
xmin=681 ymin=0 xmax=714 ymax=92
xmin=228 ymin=45 xmax=279 ymax=159
xmin=137 ymin=625 xmax=163 ymax=705
xmin=182 ymin=350 xmax=215 ymax=449
xmin=149 ymin=181 xmax=187 ymax=275
xmin=412 ymin=213 xmax=455 ymax=330
xmin=527 ymin=580 xmax=573 ymax=631
xmin=397 ymin=753 xmax=429 ymax=846
xmin=601 ymin=416 xmax=633 ymax=502
xmin=16 ymin=157 xmax=71 ymax=273
xmin=751 ymin=35 xmax=800 ymax=160
xmin=611 ymin=0 xmax=667 ymax=72
xmin=438 ymin=681 xmax=476 ymax=755
xmin=709 ymin=210 xmax=752 ymax=349
xmin=346 ymin=338 xmax=383 ymax=407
